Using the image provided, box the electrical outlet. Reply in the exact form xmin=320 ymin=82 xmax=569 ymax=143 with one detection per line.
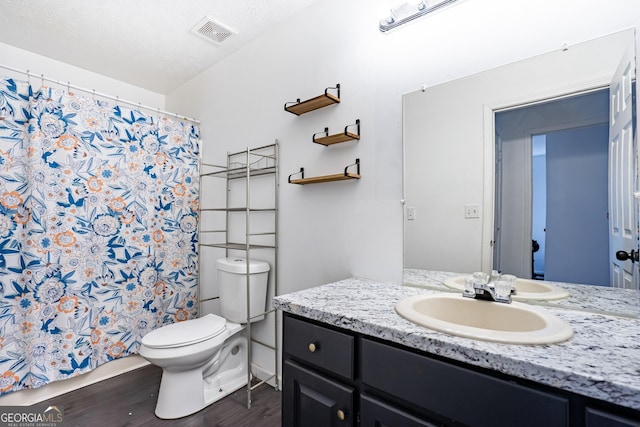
xmin=407 ymin=207 xmax=416 ymax=220
xmin=464 ymin=204 xmax=480 ymax=219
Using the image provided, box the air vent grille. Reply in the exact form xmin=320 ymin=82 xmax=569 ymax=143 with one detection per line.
xmin=192 ymin=17 xmax=236 ymax=44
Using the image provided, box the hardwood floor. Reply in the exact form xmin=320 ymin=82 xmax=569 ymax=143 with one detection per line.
xmin=38 ymin=365 xmax=282 ymax=427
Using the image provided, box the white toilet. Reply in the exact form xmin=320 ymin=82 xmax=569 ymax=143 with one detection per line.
xmin=139 ymin=257 xmax=270 ymax=419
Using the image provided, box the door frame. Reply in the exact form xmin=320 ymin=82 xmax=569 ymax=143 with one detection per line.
xmin=493 ymin=110 xmax=610 ymax=279
xmin=481 ymin=82 xmax=615 ymax=273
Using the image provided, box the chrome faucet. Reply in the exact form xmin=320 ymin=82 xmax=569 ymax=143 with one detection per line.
xmin=462 ymin=271 xmax=514 ymax=304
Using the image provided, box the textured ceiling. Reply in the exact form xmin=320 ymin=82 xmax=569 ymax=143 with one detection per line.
xmin=0 ymin=0 xmax=320 ymax=94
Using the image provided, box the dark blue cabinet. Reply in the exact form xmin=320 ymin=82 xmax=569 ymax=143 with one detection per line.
xmin=282 ymin=313 xmax=640 ymax=427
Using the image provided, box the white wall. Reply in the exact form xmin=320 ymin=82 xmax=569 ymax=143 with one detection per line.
xmin=167 ymin=0 xmax=640 ymax=296
xmin=0 ymin=41 xmax=164 ymax=108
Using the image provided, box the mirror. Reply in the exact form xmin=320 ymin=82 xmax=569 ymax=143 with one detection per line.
xmin=403 ymin=29 xmax=640 ymax=318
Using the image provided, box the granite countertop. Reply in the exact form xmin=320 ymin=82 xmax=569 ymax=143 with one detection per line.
xmin=273 ymin=277 xmax=640 ymax=411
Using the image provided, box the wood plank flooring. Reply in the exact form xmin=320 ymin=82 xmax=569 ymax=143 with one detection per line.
xmin=37 ymin=365 xmax=281 ymax=427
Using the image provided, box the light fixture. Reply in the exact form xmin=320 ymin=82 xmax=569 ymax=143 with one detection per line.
xmin=379 ymin=0 xmax=460 ymax=32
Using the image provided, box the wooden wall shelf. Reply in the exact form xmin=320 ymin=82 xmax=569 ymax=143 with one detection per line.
xmin=284 ymin=84 xmax=340 ymax=115
xmin=288 ymin=159 xmax=360 ymax=185
xmin=313 ymin=119 xmax=360 ymax=146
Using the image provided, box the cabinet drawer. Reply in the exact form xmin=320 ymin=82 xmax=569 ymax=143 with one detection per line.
xmin=360 ymin=393 xmax=437 ymax=427
xmin=585 ymin=407 xmax=640 ymax=427
xmin=361 ymin=338 xmax=570 ymax=427
xmin=284 ymin=315 xmax=355 ymax=380
xmin=283 ymin=360 xmax=355 ymax=427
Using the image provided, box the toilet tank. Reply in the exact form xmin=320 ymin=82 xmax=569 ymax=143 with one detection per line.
xmin=216 ymin=257 xmax=270 ymax=323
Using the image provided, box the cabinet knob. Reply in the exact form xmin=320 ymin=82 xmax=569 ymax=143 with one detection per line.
xmin=308 ymin=342 xmax=317 ymax=353
xmin=336 ymin=409 xmax=345 ymax=421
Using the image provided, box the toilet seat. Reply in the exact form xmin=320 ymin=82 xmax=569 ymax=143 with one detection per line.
xmin=142 ymin=314 xmax=226 ymax=349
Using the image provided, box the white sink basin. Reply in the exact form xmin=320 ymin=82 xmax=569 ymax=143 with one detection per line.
xmin=395 ymin=294 xmax=573 ymax=344
xmin=443 ymin=276 xmax=569 ymax=301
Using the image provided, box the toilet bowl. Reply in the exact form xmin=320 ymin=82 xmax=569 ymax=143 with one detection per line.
xmin=139 ymin=257 xmax=270 ymax=419
xmin=139 ymin=314 xmax=247 ymax=419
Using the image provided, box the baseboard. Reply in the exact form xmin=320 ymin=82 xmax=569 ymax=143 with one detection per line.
xmin=0 ymin=355 xmax=150 ymax=406
xmin=251 ymin=363 xmax=279 ymax=389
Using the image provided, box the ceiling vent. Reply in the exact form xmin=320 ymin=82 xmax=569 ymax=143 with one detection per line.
xmin=191 ymin=17 xmax=236 ymax=44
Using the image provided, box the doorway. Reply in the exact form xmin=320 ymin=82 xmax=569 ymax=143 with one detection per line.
xmin=494 ymin=89 xmax=611 ymax=286
xmin=531 ymin=134 xmax=546 ymax=279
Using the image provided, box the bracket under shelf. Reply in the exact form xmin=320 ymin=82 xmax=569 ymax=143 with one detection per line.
xmin=284 ymin=84 xmax=340 ymax=116
xmin=288 ymin=158 xmax=361 ymax=185
xmin=313 ymin=119 xmax=361 ymax=146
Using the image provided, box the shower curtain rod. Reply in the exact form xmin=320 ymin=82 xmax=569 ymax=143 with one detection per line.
xmin=0 ymin=63 xmax=200 ymax=124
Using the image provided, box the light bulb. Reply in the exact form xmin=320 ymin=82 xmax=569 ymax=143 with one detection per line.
xmin=385 ymin=10 xmax=397 ymax=24
xmin=378 ymin=0 xmax=397 ymax=23
xmin=410 ymin=0 xmax=428 ymax=10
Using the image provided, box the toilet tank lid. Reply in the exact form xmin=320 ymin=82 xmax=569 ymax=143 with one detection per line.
xmin=217 ymin=257 xmax=270 ymax=274
xmin=141 ymin=314 xmax=226 ymax=349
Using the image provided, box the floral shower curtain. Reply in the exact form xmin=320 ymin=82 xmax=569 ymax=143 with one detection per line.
xmin=0 ymin=77 xmax=200 ymax=394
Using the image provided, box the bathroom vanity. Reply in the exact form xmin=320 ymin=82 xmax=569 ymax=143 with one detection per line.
xmin=273 ymin=278 xmax=640 ymax=426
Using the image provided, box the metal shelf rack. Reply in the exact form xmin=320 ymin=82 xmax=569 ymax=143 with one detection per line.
xmin=198 ymin=141 xmax=279 ymax=409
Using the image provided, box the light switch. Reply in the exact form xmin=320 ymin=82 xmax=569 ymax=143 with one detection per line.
xmin=407 ymin=207 xmax=416 ymax=220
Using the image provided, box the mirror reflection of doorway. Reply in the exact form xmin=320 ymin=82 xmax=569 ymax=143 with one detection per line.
xmin=494 ymin=89 xmax=612 ymax=286
xmin=531 ymin=134 xmax=546 ymax=280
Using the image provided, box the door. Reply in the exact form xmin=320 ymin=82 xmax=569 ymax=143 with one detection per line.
xmin=609 ymin=45 xmax=639 ymax=289
xmin=283 ymin=360 xmax=355 ymax=427
xmin=545 ymin=125 xmax=610 ymax=285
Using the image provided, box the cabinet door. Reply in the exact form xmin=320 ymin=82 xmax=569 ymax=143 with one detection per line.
xmin=283 ymin=360 xmax=355 ymax=427
xmin=360 ymin=394 xmax=437 ymax=427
